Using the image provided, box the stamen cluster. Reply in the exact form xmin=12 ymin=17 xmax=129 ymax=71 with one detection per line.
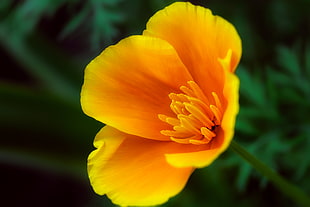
xmin=159 ymin=81 xmax=223 ymax=145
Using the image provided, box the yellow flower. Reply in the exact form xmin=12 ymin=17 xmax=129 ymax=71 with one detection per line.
xmin=81 ymin=2 xmax=241 ymax=206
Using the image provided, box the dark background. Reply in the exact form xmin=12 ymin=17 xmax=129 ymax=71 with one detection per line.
xmin=1 ymin=0 xmax=310 ymax=206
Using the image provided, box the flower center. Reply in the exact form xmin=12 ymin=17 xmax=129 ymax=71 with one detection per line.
xmin=158 ymin=81 xmax=223 ymax=145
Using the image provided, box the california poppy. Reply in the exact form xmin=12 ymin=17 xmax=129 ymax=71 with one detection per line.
xmin=81 ymin=2 xmax=241 ymax=206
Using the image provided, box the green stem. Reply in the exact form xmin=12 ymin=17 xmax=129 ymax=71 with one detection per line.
xmin=230 ymin=140 xmax=310 ymax=207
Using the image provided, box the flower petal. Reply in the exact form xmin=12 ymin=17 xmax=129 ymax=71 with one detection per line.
xmin=88 ymin=126 xmax=194 ymax=206
xmin=165 ymin=72 xmax=240 ymax=168
xmin=219 ymin=70 xmax=240 ymax=151
xmin=81 ymin=35 xmax=192 ymax=140
xmin=144 ymin=2 xmax=242 ymax=96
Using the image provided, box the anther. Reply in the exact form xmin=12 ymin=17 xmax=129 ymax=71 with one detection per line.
xmin=210 ymin=105 xmax=222 ymax=125
xmin=159 ymin=81 xmax=224 ymax=145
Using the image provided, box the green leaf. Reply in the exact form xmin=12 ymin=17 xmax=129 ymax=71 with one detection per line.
xmin=0 ymin=27 xmax=80 ymax=103
xmin=306 ymin=43 xmax=310 ymax=77
xmin=1 ymin=0 xmax=65 ymax=38
xmin=0 ymin=0 xmax=12 ymax=15
xmin=0 ymin=83 xmax=102 ymax=149
xmin=90 ymin=0 xmax=124 ymax=49
xmin=237 ymin=65 xmax=266 ymax=107
xmin=236 ymin=161 xmax=252 ymax=191
xmin=59 ymin=6 xmax=89 ymax=39
xmin=235 ymin=118 xmax=258 ymax=135
xmin=276 ymin=46 xmax=301 ymax=76
xmin=0 ymin=147 xmax=86 ymax=179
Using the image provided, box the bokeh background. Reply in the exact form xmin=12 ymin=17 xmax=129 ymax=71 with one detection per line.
xmin=1 ymin=0 xmax=310 ymax=206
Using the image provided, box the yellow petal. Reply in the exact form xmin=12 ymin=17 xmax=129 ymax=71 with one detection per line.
xmin=165 ymin=71 xmax=239 ymax=168
xmin=81 ymin=35 xmax=192 ymax=141
xmin=219 ymin=70 xmax=240 ymax=151
xmin=144 ymin=2 xmax=242 ymax=96
xmin=88 ymin=126 xmax=194 ymax=206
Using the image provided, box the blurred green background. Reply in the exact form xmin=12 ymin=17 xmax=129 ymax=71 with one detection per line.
xmin=1 ymin=0 xmax=309 ymax=206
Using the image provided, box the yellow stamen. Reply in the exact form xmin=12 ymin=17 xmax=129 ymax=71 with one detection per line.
xmin=210 ymin=105 xmax=222 ymax=125
xmin=160 ymin=129 xmax=192 ymax=138
xmin=187 ymin=81 xmax=209 ymax=104
xmin=159 ymin=81 xmax=224 ymax=145
xmin=212 ymin=92 xmax=222 ymax=112
xmin=171 ymin=134 xmax=203 ymax=144
xmin=187 ymin=96 xmax=214 ymax=119
xmin=189 ymin=138 xmax=210 ymax=145
xmin=200 ymin=127 xmax=216 ymax=140
xmin=158 ymin=114 xmax=180 ymax=126
xmin=180 ymin=85 xmax=195 ymax=97
xmin=178 ymin=115 xmax=201 ymax=134
xmin=183 ymin=103 xmax=214 ymax=128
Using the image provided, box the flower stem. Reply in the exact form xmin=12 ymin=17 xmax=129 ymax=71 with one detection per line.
xmin=230 ymin=140 xmax=310 ymax=207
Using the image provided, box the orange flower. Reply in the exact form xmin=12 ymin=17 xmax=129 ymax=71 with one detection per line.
xmin=81 ymin=2 xmax=241 ymax=206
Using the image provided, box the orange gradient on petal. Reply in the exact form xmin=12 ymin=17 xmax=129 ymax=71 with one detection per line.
xmin=81 ymin=2 xmax=242 ymax=206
